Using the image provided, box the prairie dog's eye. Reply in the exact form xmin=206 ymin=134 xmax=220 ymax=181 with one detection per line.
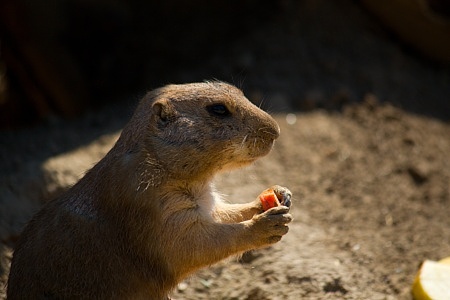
xmin=207 ymin=104 xmax=231 ymax=117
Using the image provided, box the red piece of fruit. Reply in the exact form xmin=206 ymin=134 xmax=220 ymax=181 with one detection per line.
xmin=259 ymin=189 xmax=280 ymax=211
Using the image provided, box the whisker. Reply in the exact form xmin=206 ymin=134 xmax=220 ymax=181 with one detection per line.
xmin=240 ymin=134 xmax=248 ymax=149
xmin=256 ymin=126 xmax=278 ymax=138
xmin=260 ymin=130 xmax=278 ymax=137
xmin=258 ymin=98 xmax=265 ymax=109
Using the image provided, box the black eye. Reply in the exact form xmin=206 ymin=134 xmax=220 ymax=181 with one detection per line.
xmin=207 ymin=104 xmax=231 ymax=117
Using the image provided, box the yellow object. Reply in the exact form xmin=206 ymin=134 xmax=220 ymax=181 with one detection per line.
xmin=439 ymin=257 xmax=450 ymax=265
xmin=412 ymin=258 xmax=450 ymax=300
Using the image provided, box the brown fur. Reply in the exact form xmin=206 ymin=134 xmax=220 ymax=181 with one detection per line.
xmin=7 ymin=81 xmax=292 ymax=299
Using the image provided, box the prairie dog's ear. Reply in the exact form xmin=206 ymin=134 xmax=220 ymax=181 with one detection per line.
xmin=152 ymin=99 xmax=175 ymax=124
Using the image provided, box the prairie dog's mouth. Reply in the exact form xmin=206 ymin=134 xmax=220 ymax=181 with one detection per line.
xmin=252 ymin=138 xmax=276 ymax=158
xmin=231 ymin=134 xmax=276 ymax=161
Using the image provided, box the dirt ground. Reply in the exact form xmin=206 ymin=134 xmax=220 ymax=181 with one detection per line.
xmin=172 ymin=102 xmax=450 ymax=299
xmin=1 ymin=100 xmax=450 ymax=299
xmin=1 ymin=1 xmax=450 ymax=299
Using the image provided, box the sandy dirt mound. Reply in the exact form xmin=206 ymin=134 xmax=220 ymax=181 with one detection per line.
xmin=1 ymin=100 xmax=449 ymax=299
xmin=173 ymin=102 xmax=450 ymax=299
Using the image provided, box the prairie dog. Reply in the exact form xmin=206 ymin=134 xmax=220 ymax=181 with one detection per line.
xmin=7 ymin=81 xmax=292 ymax=299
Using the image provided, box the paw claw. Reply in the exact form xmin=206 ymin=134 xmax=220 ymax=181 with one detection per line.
xmin=272 ymin=186 xmax=292 ymax=208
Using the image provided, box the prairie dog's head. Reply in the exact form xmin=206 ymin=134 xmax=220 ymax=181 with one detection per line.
xmin=126 ymin=81 xmax=280 ymax=181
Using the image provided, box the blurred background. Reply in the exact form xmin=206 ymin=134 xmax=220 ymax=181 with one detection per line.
xmin=1 ymin=0 xmax=450 ymax=128
xmin=2 ymin=1 xmax=450 ymax=298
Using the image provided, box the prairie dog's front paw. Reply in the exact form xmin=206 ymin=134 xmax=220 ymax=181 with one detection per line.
xmin=272 ymin=185 xmax=292 ymax=208
xmin=246 ymin=206 xmax=292 ymax=247
xmin=257 ymin=185 xmax=292 ymax=212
